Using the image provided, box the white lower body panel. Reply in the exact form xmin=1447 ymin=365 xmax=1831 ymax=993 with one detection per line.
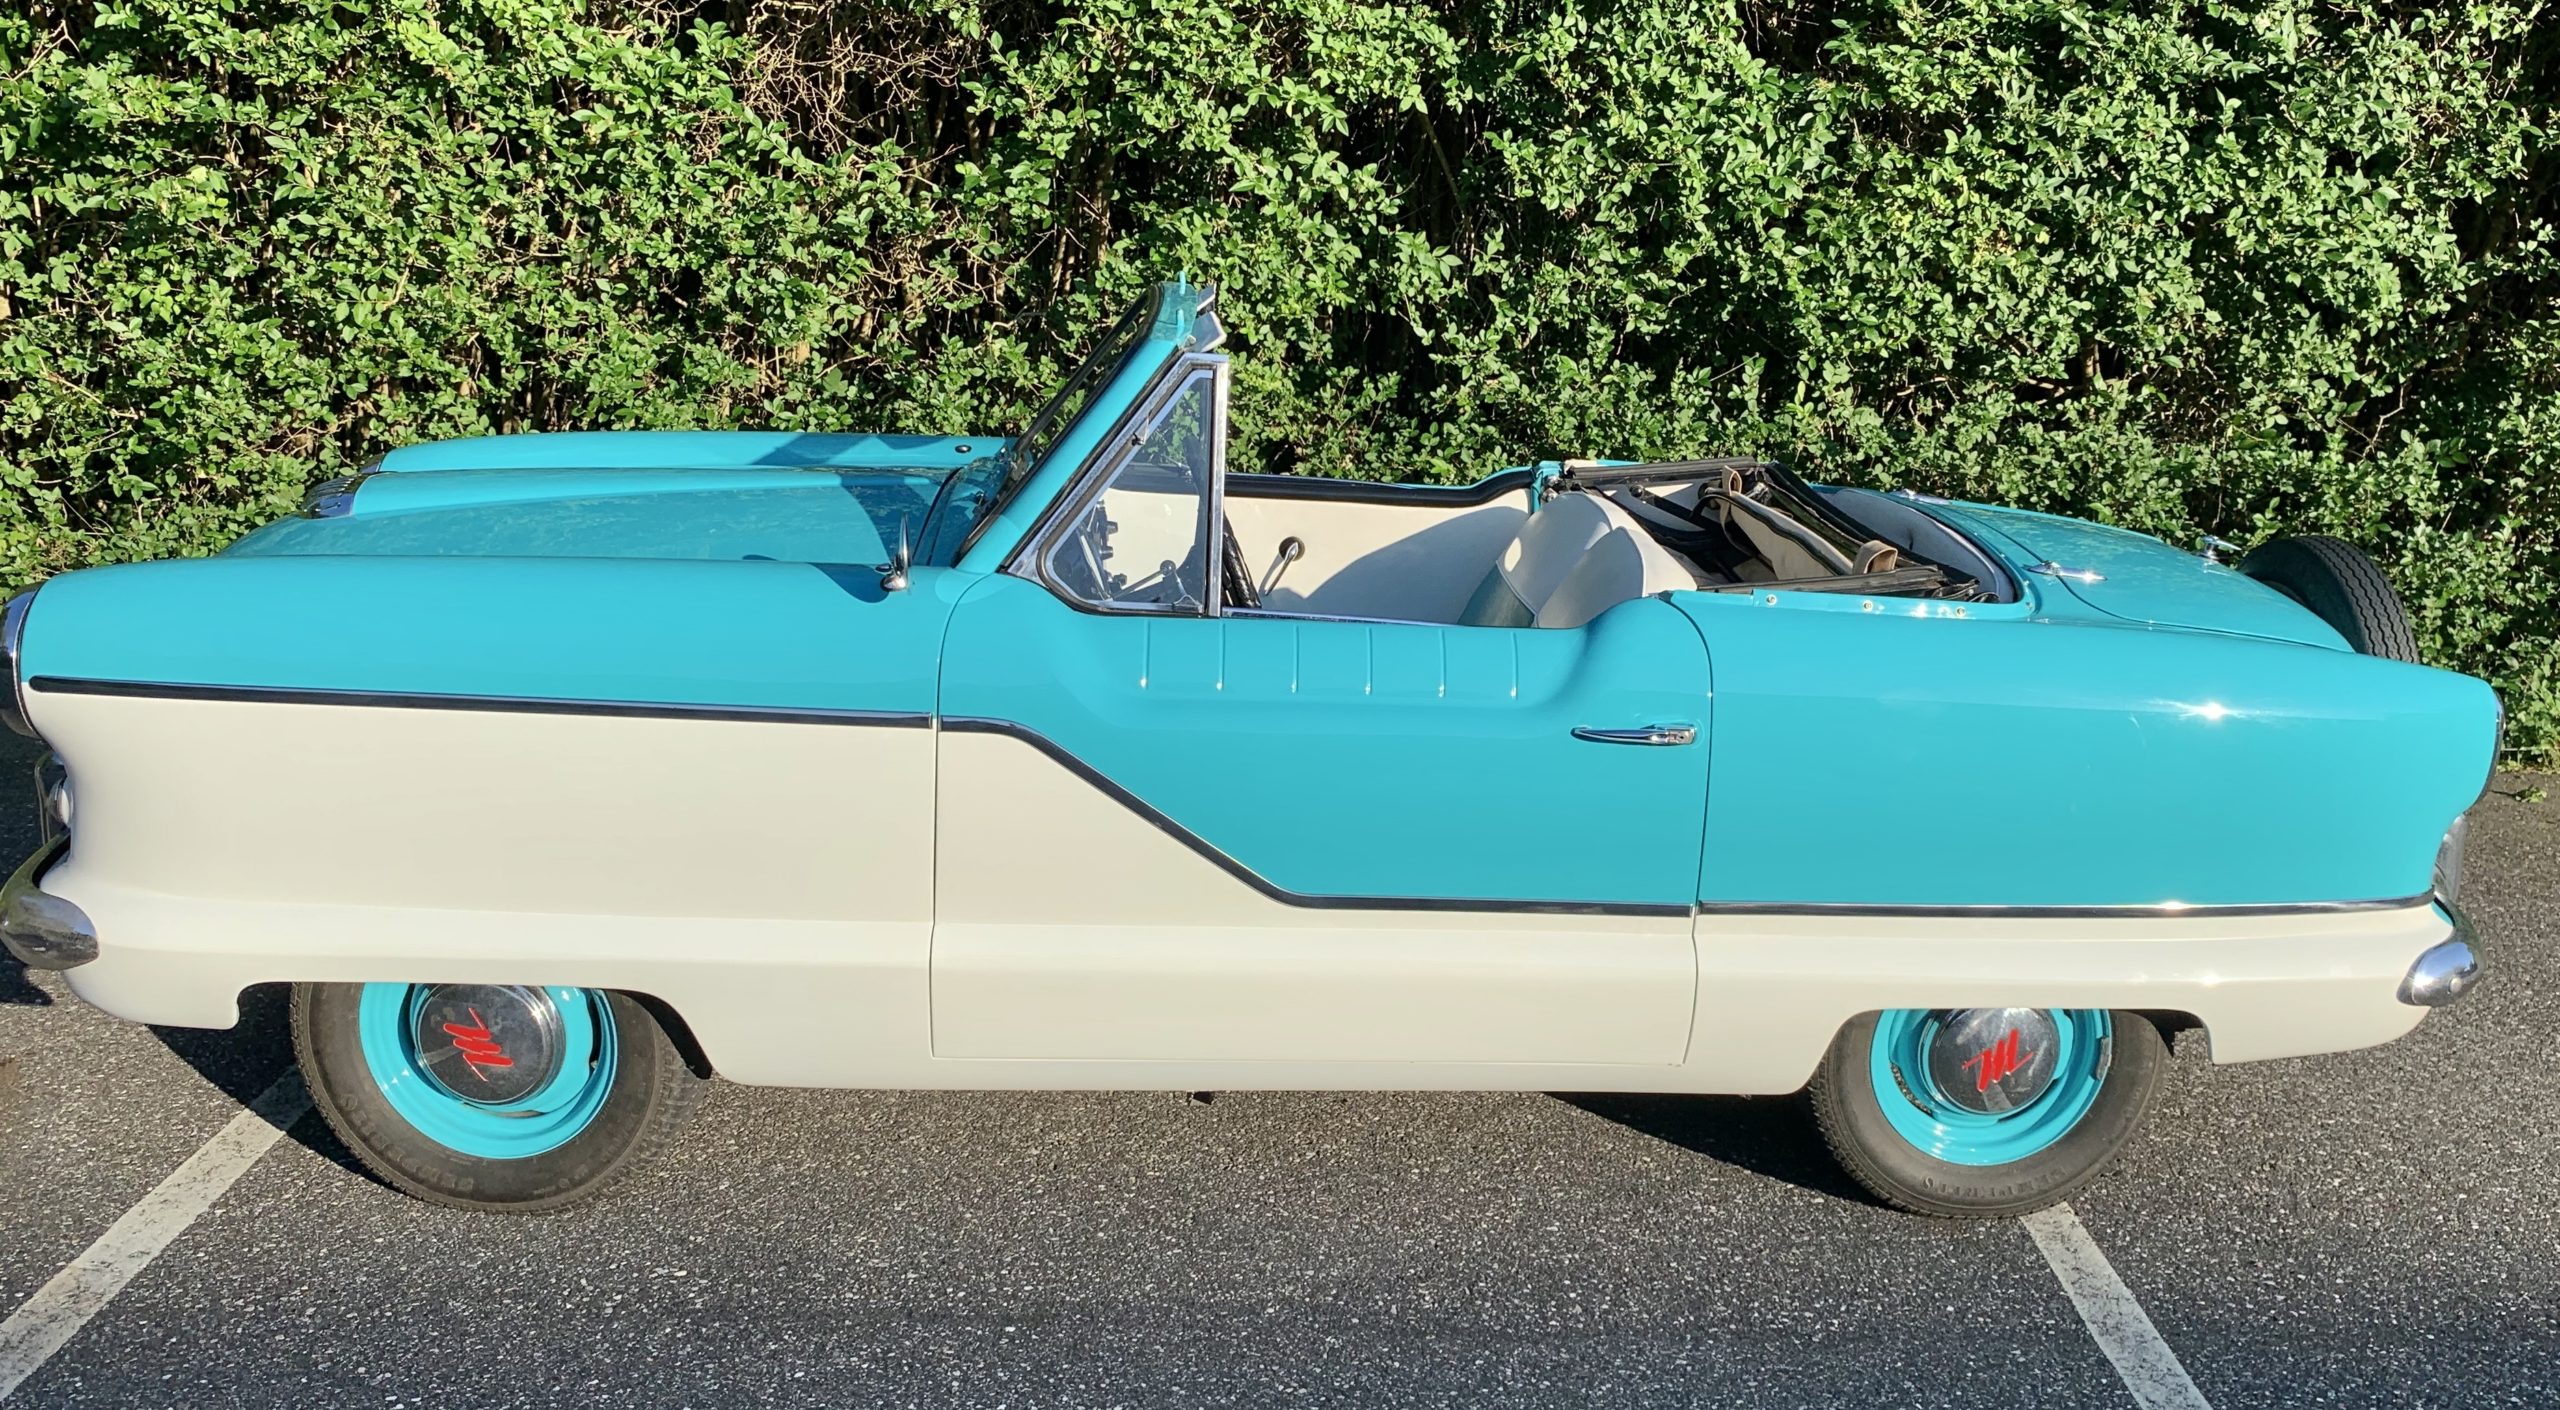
xmin=57 ymin=889 xmax=2446 ymax=1093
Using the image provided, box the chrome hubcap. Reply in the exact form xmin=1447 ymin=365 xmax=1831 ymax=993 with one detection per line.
xmin=409 ymin=983 xmax=563 ymax=1106
xmin=1923 ymin=1007 xmax=2061 ymax=1115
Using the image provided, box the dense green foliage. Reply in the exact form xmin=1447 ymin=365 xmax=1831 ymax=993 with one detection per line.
xmin=4 ymin=0 xmax=2554 ymax=753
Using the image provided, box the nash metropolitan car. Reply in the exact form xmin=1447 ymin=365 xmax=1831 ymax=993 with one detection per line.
xmin=0 ymin=281 xmax=2498 ymax=1216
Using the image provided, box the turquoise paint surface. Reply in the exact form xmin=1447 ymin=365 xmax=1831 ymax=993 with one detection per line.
xmin=231 ymin=466 xmax=941 ymax=566
xmin=939 ymin=574 xmax=1715 ymax=906
xmin=378 ymin=430 xmax=998 ymax=474
xmin=1931 ymin=501 xmax=2352 ymax=650
xmin=1673 ymin=589 xmax=2497 ymax=907
xmin=23 ymin=554 xmax=967 ymax=717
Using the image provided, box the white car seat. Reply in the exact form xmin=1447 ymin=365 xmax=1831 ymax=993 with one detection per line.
xmin=1458 ymin=491 xmax=1697 ymax=628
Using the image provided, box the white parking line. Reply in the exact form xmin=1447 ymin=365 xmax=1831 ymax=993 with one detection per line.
xmin=2024 ymin=1203 xmax=2212 ymax=1410
xmin=0 ymin=1068 xmax=311 ymax=1402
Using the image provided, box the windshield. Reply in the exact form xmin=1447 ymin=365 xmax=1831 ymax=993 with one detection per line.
xmin=944 ymin=291 xmax=1161 ymax=560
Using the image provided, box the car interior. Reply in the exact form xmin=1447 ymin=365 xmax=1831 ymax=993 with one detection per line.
xmin=1219 ymin=459 xmax=2016 ymax=626
xmin=1018 ymin=288 xmax=2014 ymax=628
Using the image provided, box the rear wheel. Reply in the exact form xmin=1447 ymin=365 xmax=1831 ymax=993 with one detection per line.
xmin=294 ymin=982 xmax=702 ymax=1213
xmin=2239 ymin=535 xmax=2420 ymax=662
xmin=1809 ymin=1008 xmax=2165 ymax=1217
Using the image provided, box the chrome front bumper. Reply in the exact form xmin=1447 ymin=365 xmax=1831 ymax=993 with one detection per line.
xmin=2398 ymin=894 xmax=2481 ymax=1007
xmin=1 ymin=836 xmax=95 ymax=971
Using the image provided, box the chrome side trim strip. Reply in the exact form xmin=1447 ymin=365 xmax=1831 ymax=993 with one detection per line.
xmin=25 ymin=677 xmax=933 ymax=729
xmin=941 ymin=716 xmax=1694 ymax=918
xmin=1692 ymin=895 xmax=2434 ymax=919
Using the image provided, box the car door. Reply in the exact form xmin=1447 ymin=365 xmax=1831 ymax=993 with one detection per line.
xmin=930 ymin=354 xmax=1715 ymax=1068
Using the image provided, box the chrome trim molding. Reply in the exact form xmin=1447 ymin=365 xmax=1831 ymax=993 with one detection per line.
xmin=34 ymin=752 xmax=69 ymax=847
xmin=1 ymin=836 xmax=95 ymax=971
xmin=1024 ymin=351 xmax=1233 ymax=619
xmin=1571 ymin=724 xmax=1698 ymax=747
xmin=25 ymin=677 xmax=933 ymax=729
xmin=2436 ymin=816 xmax=2469 ymax=905
xmin=941 ymin=716 xmax=1693 ymax=917
xmin=0 ymin=589 xmax=34 ymax=738
xmin=2482 ymin=696 xmax=2506 ymax=805
xmin=2399 ymin=898 xmax=2481 ymax=1006
xmin=1191 ymin=283 xmax=1227 ymax=352
xmin=1692 ymin=894 xmax=2435 ymax=919
xmin=2026 ymin=561 xmax=2106 ymax=584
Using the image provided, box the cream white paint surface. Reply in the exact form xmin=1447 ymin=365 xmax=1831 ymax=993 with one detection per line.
xmin=1687 ymin=904 xmax=2438 ymax=1088
xmin=33 ymin=691 xmax=932 ymax=921
xmin=34 ymin=689 xmax=2451 ymax=1093
xmin=930 ymin=730 xmax=1697 ymax=1064
xmin=36 ymin=690 xmax=940 ymax=1086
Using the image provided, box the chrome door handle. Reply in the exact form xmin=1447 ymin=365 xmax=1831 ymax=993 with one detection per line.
xmin=1572 ymin=723 xmax=1697 ymax=747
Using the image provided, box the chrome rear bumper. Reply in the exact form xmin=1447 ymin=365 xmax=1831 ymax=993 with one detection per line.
xmin=1 ymin=837 xmax=94 ymax=971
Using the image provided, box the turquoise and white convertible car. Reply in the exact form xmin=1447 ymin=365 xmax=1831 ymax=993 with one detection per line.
xmin=0 ymin=281 xmax=2497 ymax=1216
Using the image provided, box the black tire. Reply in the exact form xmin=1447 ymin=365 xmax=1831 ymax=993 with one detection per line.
xmin=293 ymin=982 xmax=704 ymax=1213
xmin=2238 ymin=535 xmax=2421 ymax=662
xmin=1808 ymin=1010 xmax=2166 ymax=1218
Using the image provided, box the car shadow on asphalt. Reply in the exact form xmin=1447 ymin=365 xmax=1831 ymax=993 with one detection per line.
xmin=129 ymin=997 xmax=1894 ymax=1212
xmin=1557 ymin=1092 xmax=1884 ymax=1209
xmin=1 ymin=952 xmax=50 ymax=1005
xmin=144 ymin=984 xmax=388 ymax=1190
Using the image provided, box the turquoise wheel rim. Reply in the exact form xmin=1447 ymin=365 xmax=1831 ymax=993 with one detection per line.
xmin=1868 ymin=1008 xmax=2112 ymax=1166
xmin=357 ymin=983 xmax=617 ymax=1159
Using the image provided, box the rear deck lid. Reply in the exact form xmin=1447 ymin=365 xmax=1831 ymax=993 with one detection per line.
xmin=1933 ymin=503 xmax=2351 ymax=650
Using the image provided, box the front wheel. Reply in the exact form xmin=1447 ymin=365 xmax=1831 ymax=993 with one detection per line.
xmin=1809 ymin=1008 xmax=2165 ymax=1217
xmin=294 ymin=982 xmax=703 ymax=1213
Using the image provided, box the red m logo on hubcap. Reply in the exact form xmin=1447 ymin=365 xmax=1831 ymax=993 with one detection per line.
xmin=441 ymin=1007 xmax=514 ymax=1080
xmin=1961 ymin=1028 xmax=2031 ymax=1092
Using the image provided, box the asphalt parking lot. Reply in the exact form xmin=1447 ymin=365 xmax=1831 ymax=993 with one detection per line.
xmin=1 ymin=736 xmax=2552 ymax=1408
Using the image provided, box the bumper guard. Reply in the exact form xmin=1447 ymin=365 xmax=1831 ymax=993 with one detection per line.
xmin=2397 ymin=894 xmax=2482 ymax=1008
xmin=1 ymin=836 xmax=95 ymax=971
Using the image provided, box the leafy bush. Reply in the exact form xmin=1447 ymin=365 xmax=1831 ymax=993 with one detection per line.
xmin=3 ymin=0 xmax=2553 ymax=754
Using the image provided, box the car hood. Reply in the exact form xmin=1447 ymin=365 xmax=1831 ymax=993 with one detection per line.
xmin=1930 ymin=502 xmax=2352 ymax=650
xmin=228 ymin=433 xmax=993 ymax=566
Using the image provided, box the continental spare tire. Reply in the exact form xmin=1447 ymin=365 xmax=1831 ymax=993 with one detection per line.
xmin=2239 ymin=535 xmax=2421 ymax=663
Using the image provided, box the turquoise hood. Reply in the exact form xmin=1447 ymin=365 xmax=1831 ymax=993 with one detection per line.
xmin=229 ymin=432 xmax=997 ymax=567
xmin=1932 ymin=502 xmax=2352 ymax=651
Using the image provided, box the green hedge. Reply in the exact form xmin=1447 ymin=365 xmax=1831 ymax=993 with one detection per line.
xmin=4 ymin=0 xmax=2554 ymax=755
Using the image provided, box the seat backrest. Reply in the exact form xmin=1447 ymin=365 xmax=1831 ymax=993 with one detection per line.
xmin=1458 ymin=491 xmax=1694 ymax=628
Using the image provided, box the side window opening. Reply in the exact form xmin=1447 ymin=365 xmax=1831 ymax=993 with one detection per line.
xmin=1041 ymin=360 xmax=1227 ymax=615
